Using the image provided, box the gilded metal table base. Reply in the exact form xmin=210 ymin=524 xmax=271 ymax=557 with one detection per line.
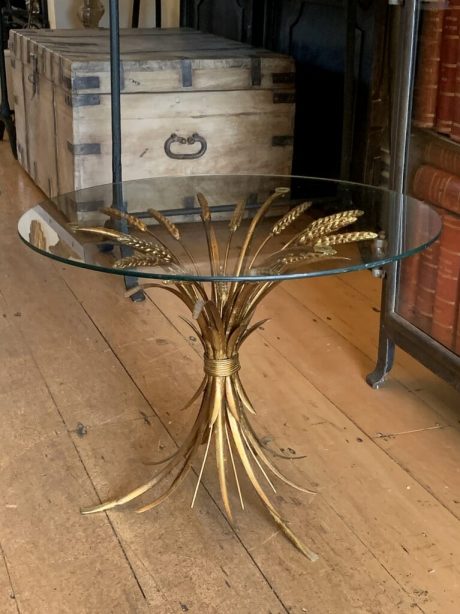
xmin=76 ymin=189 xmax=378 ymax=560
xmin=81 ymin=286 xmax=319 ymax=561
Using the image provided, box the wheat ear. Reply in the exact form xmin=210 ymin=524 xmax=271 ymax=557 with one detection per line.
xmin=147 ymin=209 xmax=180 ymax=240
xmin=73 ymin=227 xmax=174 ymax=261
xmin=113 ymin=255 xmax=161 ymax=269
xmin=100 ymin=207 xmax=148 ymax=232
xmin=314 ymin=231 xmax=378 ymax=247
xmin=271 ymin=201 xmax=312 ymax=235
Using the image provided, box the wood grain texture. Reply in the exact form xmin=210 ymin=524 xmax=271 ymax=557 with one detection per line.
xmin=1 ymin=141 xmax=460 ymax=612
xmin=61 ymin=262 xmax=460 ymax=613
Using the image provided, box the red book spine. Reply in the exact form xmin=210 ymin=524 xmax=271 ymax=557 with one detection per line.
xmin=450 ymin=25 xmax=460 ymax=140
xmin=455 ymin=289 xmax=460 ymax=354
xmin=431 ymin=213 xmax=460 ymax=347
xmin=412 ymin=164 xmax=460 ymax=214
xmin=435 ymin=1 xmax=460 ymax=133
xmin=413 ymin=4 xmax=445 ymax=128
xmin=423 ymin=140 xmax=460 ymax=174
xmin=413 ymin=238 xmax=442 ymax=334
xmin=398 ymin=255 xmax=422 ymax=321
xmin=397 ymin=209 xmax=427 ymax=320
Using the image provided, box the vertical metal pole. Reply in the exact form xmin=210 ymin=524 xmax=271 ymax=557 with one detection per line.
xmin=340 ymin=0 xmax=357 ymax=181
xmin=180 ymin=0 xmax=188 ymax=27
xmin=40 ymin=0 xmax=49 ymax=27
xmin=388 ymin=0 xmax=420 ymax=193
xmin=109 ymin=0 xmax=122 ymax=187
xmin=366 ymin=0 xmax=420 ymax=387
xmin=131 ymin=0 xmax=141 ymax=28
xmin=155 ymin=0 xmax=162 ymax=28
xmin=108 ymin=0 xmax=144 ymax=301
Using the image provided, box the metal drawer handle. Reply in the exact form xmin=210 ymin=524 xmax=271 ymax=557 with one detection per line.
xmin=164 ymin=133 xmax=207 ymax=160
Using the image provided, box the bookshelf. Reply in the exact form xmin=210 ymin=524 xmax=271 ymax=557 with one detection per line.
xmin=367 ymin=0 xmax=460 ymax=391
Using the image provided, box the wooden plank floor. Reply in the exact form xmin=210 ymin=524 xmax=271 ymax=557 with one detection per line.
xmin=1 ymin=140 xmax=460 ymax=614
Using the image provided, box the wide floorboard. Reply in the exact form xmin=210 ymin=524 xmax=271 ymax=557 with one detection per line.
xmin=1 ymin=142 xmax=459 ymax=614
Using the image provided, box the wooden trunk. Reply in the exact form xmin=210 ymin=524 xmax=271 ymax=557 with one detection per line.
xmin=9 ymin=28 xmax=295 ymax=197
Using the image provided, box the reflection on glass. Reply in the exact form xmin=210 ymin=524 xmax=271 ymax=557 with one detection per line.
xmin=18 ymin=175 xmax=441 ymax=282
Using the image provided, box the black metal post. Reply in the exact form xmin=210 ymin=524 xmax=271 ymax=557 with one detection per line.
xmin=39 ymin=0 xmax=49 ymax=28
xmin=131 ymin=0 xmax=141 ymax=28
xmin=109 ymin=0 xmax=122 ymax=187
xmin=366 ymin=0 xmax=420 ymax=387
xmin=109 ymin=0 xmax=144 ymax=301
xmin=179 ymin=0 xmax=188 ymax=27
xmin=340 ymin=0 xmax=357 ymax=181
xmin=155 ymin=0 xmax=162 ymax=28
xmin=0 ymin=7 xmax=17 ymax=158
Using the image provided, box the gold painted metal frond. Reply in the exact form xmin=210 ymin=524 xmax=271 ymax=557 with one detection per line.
xmin=74 ymin=188 xmax=377 ymax=560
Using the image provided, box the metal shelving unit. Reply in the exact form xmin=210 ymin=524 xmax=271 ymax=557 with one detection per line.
xmin=367 ymin=0 xmax=460 ymax=392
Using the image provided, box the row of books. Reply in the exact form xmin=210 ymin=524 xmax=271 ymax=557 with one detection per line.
xmin=413 ymin=0 xmax=460 ymax=140
xmin=398 ymin=142 xmax=460 ymax=355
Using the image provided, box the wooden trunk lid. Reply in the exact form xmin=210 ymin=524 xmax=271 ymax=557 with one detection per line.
xmin=9 ymin=28 xmax=295 ymax=95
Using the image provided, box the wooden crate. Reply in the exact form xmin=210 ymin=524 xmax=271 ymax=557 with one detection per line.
xmin=9 ymin=28 xmax=295 ymax=197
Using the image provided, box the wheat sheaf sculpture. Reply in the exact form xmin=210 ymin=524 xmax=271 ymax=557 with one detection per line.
xmin=73 ymin=188 xmax=377 ymax=560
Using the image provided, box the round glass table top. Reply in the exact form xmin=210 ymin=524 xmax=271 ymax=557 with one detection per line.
xmin=18 ymin=175 xmax=441 ymax=282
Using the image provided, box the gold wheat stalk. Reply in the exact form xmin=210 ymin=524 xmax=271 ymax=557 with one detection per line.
xmin=247 ymin=201 xmax=313 ymax=270
xmin=299 ymin=210 xmax=364 ymax=240
xmin=81 ymin=267 xmax=320 ymax=559
xmin=242 ymin=430 xmax=277 ymax=493
xmin=229 ymin=198 xmax=246 ymax=232
xmin=272 ymin=201 xmax=313 ymax=235
xmin=224 ymin=422 xmax=245 ymax=510
xmin=226 ymin=187 xmax=290 ymax=312
xmin=215 ymin=280 xmax=229 ymax=305
xmin=298 ymin=217 xmax=357 ymax=244
xmin=232 ymin=187 xmax=290 ymax=278
xmin=72 ymin=226 xmax=175 ymax=261
xmin=80 ymin=194 xmax=351 ymax=561
xmin=102 ymin=206 xmax=200 ymax=276
xmin=147 ymin=207 xmax=201 ymax=273
xmin=191 ymin=424 xmax=214 ymax=508
xmin=226 ymin=409 xmax=316 ymax=561
xmin=136 ymin=429 xmax=204 ymax=514
xmin=196 ymin=192 xmax=221 ymax=305
xmin=223 ymin=198 xmax=247 ymax=275
xmin=113 ymin=255 xmax=160 ymax=269
xmin=253 ymin=247 xmax=338 ymax=275
xmin=314 ymin=231 xmax=378 ymax=247
xmin=226 ymin=280 xmax=273 ymax=333
xmin=283 ymin=209 xmax=365 ymax=249
xmin=100 ymin=207 xmax=148 ymax=232
xmin=147 ymin=208 xmax=180 ymax=240
xmin=101 ymin=207 xmax=175 ymax=255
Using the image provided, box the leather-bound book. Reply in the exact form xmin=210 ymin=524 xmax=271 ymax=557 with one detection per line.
xmin=455 ymin=294 xmax=460 ymax=354
xmin=451 ymin=25 xmax=460 ymax=141
xmin=398 ymin=255 xmax=422 ymax=321
xmin=413 ymin=238 xmax=442 ymax=334
xmin=413 ymin=4 xmax=445 ymax=128
xmin=435 ymin=1 xmax=460 ymax=133
xmin=431 ymin=213 xmax=460 ymax=347
xmin=423 ymin=140 xmax=460 ymax=174
xmin=397 ymin=209 xmax=427 ymax=321
xmin=413 ymin=240 xmax=439 ymax=335
xmin=412 ymin=164 xmax=460 ymax=214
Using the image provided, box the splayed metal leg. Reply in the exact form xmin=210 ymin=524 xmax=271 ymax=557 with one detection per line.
xmin=366 ymin=326 xmax=395 ymax=389
xmin=366 ymin=267 xmax=396 ymax=389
